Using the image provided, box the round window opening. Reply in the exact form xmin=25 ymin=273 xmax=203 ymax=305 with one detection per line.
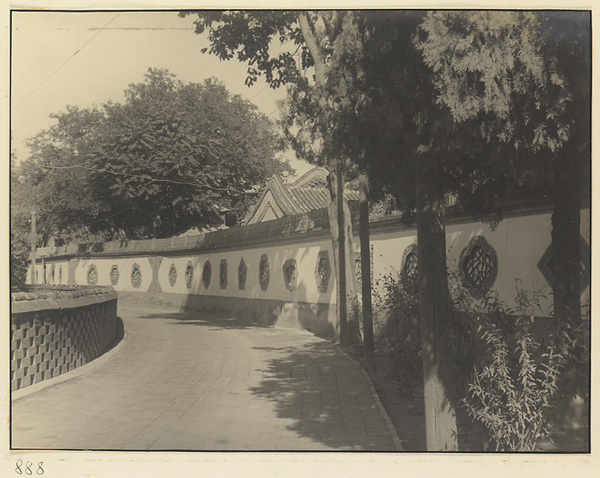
xmin=459 ymin=236 xmax=498 ymax=299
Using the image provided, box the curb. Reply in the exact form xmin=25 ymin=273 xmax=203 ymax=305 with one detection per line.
xmin=345 ymin=352 xmax=405 ymax=451
xmin=11 ymin=319 xmax=130 ymax=403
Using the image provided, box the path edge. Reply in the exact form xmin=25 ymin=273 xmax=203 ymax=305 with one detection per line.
xmin=345 ymin=352 xmax=405 ymax=451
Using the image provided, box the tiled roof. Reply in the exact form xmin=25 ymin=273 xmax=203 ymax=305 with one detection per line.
xmin=291 ymin=167 xmax=329 ymax=188
xmin=244 ymin=168 xmax=360 ymax=224
xmin=289 ymin=186 xmax=359 ymax=213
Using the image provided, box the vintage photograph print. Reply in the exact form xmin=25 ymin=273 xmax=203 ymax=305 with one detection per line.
xmin=10 ymin=9 xmax=590 ymax=454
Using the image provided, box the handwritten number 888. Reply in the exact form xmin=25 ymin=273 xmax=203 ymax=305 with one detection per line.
xmin=15 ymin=460 xmax=44 ymax=475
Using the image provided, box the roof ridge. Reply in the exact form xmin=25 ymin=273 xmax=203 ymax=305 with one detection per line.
xmin=291 ymin=167 xmax=329 ymax=188
xmin=269 ymin=174 xmax=300 ymax=215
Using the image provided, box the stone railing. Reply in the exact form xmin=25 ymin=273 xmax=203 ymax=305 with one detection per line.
xmin=10 ymin=285 xmax=118 ymax=391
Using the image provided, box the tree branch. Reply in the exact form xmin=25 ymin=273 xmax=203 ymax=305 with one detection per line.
xmin=297 ymin=12 xmax=327 ymax=86
xmin=36 ymin=163 xmax=256 ymax=195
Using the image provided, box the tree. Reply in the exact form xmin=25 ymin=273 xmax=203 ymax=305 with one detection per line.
xmin=183 ymin=11 xmax=363 ymax=345
xmin=541 ymin=12 xmax=590 ymax=354
xmin=10 ymin=148 xmax=31 ymax=289
xmin=416 ymin=10 xmax=590 ymax=397
xmin=18 ymin=69 xmax=288 ymax=241
xmin=18 ymin=105 xmax=106 ymax=245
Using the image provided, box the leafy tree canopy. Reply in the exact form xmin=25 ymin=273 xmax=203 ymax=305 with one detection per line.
xmin=314 ymin=11 xmax=586 ymax=221
xmin=185 ymin=10 xmax=586 ymax=217
xmin=16 ymin=68 xmax=290 ymax=242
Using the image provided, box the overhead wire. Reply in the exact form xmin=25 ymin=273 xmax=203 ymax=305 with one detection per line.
xmin=36 ymin=162 xmax=255 ymax=195
xmin=14 ymin=13 xmax=122 ymax=109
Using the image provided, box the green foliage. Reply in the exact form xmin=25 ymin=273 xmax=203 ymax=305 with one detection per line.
xmin=416 ymin=12 xmax=570 ymax=152
xmin=187 ymin=8 xmax=588 ymax=247
xmin=455 ymin=280 xmax=577 ymax=452
xmin=183 ymin=11 xmax=356 ymax=168
xmin=181 ymin=11 xmax=309 ymax=88
xmin=373 ymin=264 xmax=582 ymax=451
xmin=462 ymin=320 xmax=565 ymax=451
xmin=11 ymin=209 xmax=30 ymax=289
xmin=18 ymin=106 xmax=105 ymax=244
xmin=18 ymin=69 xmax=289 ymax=240
xmin=448 ymin=273 xmax=588 ymax=451
xmin=10 ymin=229 xmax=29 ymax=289
xmin=371 ymin=264 xmax=477 ymax=394
xmin=11 ymin=150 xmax=32 ymax=289
xmin=372 ymin=272 xmax=422 ymax=381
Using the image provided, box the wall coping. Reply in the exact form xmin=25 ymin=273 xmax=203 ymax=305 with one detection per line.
xmin=33 ymin=201 xmax=571 ymax=261
xmin=11 ymin=286 xmax=117 ymax=316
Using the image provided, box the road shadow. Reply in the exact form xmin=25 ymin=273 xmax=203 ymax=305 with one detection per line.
xmin=118 ymin=307 xmax=397 ymax=450
xmin=248 ymin=341 xmax=397 ymax=451
xmin=123 ymin=310 xmax=274 ymax=330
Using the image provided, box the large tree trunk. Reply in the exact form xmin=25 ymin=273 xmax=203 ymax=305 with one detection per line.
xmin=299 ymin=12 xmax=359 ymax=345
xmin=415 ymin=155 xmax=458 ymax=451
xmin=550 ymin=26 xmax=590 ymax=339
xmin=326 ymin=159 xmax=360 ymax=345
xmin=551 ymin=141 xmax=581 ymax=332
xmin=551 ymin=55 xmax=588 ymax=336
xmin=359 ymin=173 xmax=375 ymax=370
xmin=551 ymin=131 xmax=588 ymax=426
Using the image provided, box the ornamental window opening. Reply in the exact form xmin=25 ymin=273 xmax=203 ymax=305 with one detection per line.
xmin=87 ymin=264 xmax=98 ymax=286
xmin=401 ymin=244 xmax=419 ymax=293
xmin=238 ymin=258 xmax=247 ymax=290
xmin=131 ymin=263 xmax=142 ymax=288
xmin=458 ymin=236 xmax=498 ymax=299
xmin=202 ymin=260 xmax=212 ymax=289
xmin=220 ymin=260 xmax=228 ymax=289
xmin=537 ymin=235 xmax=591 ymax=293
xmin=110 ymin=265 xmax=120 ymax=286
xmin=283 ymin=258 xmax=298 ymax=291
xmin=315 ymin=250 xmax=331 ymax=293
xmin=168 ymin=263 xmax=178 ymax=287
xmin=185 ymin=261 xmax=194 ymax=289
xmin=259 ymin=254 xmax=270 ymax=291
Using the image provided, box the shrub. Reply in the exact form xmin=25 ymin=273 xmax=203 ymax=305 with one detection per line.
xmin=372 ymin=272 xmax=422 ymax=380
xmin=374 ymin=264 xmax=576 ymax=451
xmin=459 ymin=281 xmax=568 ymax=451
xmin=462 ymin=317 xmax=565 ymax=450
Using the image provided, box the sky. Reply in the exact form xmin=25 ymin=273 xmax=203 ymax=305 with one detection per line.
xmin=10 ymin=10 xmax=312 ymax=177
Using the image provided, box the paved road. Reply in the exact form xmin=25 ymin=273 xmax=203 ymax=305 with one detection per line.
xmin=12 ymin=308 xmax=401 ymax=451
